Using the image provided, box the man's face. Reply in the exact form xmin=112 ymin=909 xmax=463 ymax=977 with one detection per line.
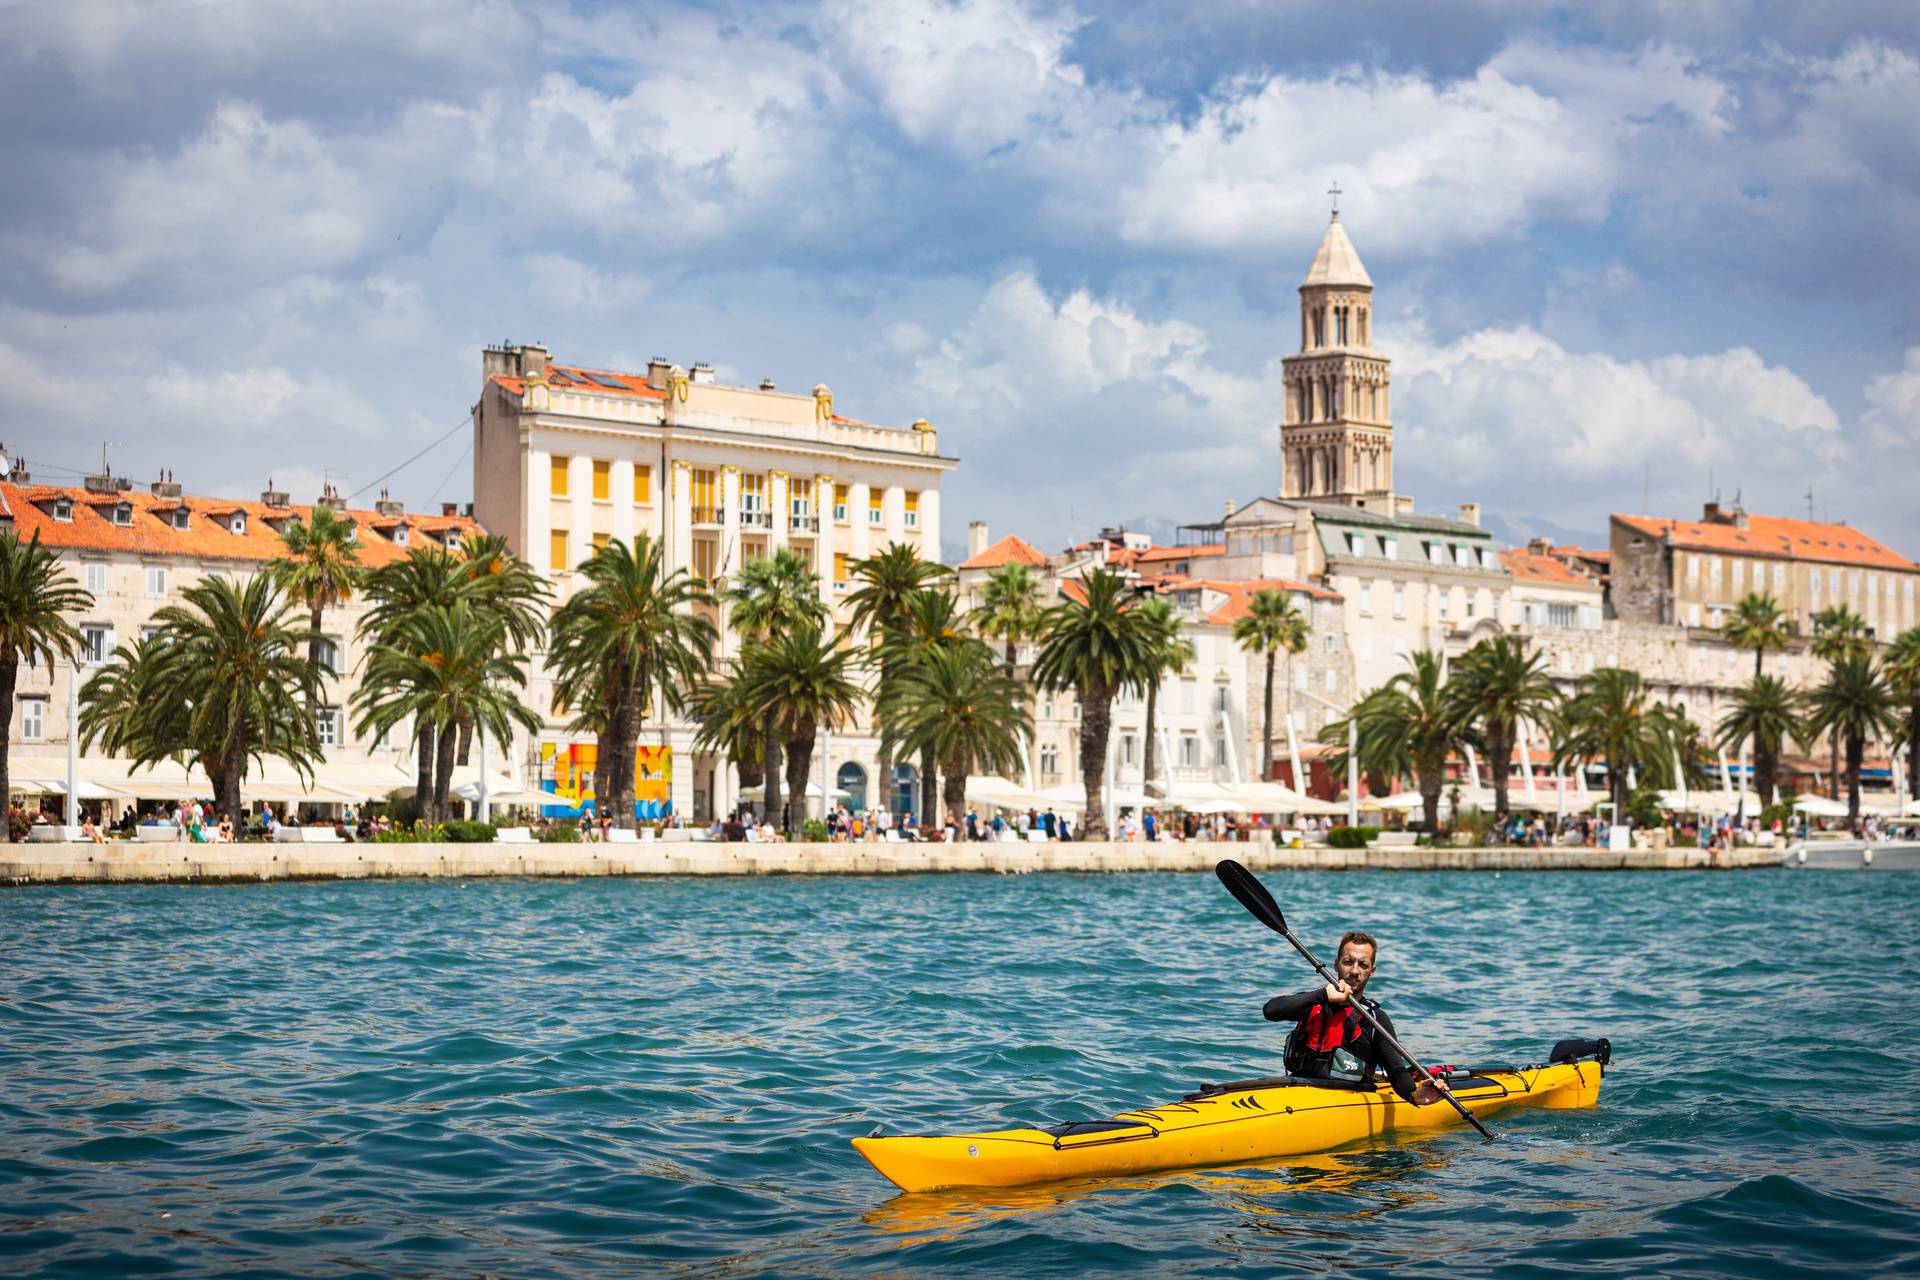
xmin=1335 ymin=942 xmax=1377 ymax=996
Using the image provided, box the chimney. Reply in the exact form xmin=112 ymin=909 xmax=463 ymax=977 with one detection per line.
xmin=1394 ymin=494 xmax=1415 ymax=517
xmin=1223 ymin=498 xmax=1234 ymax=519
xmin=261 ymin=478 xmax=289 ymax=509
xmin=690 ymin=362 xmax=716 ymax=385
xmin=968 ymin=521 xmax=990 ymax=559
xmin=317 ymin=483 xmax=346 ymax=512
xmin=374 ymin=487 xmax=405 ymax=518
xmin=520 ymin=343 xmax=548 ymax=379
xmin=1457 ymin=501 xmax=1481 ymax=527
xmin=441 ymin=502 xmax=458 ymax=517
xmin=7 ymin=455 xmax=26 ymax=485
xmin=647 ymin=357 xmax=672 ymax=391
xmin=150 ymin=469 xmax=182 ymax=499
xmin=482 ymin=343 xmax=517 ymax=379
xmin=84 ymin=471 xmax=118 ymax=494
xmin=758 ymin=378 xmax=777 ymax=391
xmin=1702 ymin=500 xmax=1726 ymax=524
xmin=1528 ymin=536 xmax=1553 ymax=555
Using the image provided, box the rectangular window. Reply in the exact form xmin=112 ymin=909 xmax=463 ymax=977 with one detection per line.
xmin=1214 ymin=738 xmax=1228 ymax=768
xmin=1181 ymin=680 xmax=1196 ymax=714
xmin=1427 ymin=541 xmax=1444 ymax=565
xmin=1774 ymin=562 xmax=1785 ymax=589
xmin=1455 ymin=545 xmax=1473 ymax=567
xmin=1180 ymin=736 xmax=1198 ymax=767
xmin=833 ymin=484 xmax=848 ymax=522
xmin=1382 ymin=537 xmax=1397 ymax=560
xmin=691 ymin=469 xmax=718 ymax=523
xmin=1688 ymin=555 xmax=1700 ymax=582
xmin=1393 ymin=584 xmax=1405 ymax=618
xmin=592 ymin=531 xmax=611 ymax=551
xmin=1293 ymin=667 xmax=1307 ymax=690
xmin=740 ymin=473 xmax=766 ymax=515
xmin=316 ymin=707 xmax=340 ymax=748
xmin=1479 ymin=548 xmax=1495 ymax=569
xmin=1547 ymin=602 xmax=1577 ymax=628
xmin=1687 ymin=603 xmax=1701 ymax=627
xmin=1325 ymin=670 xmax=1337 ymax=693
xmin=84 ymin=561 xmax=108 ymax=594
xmin=81 ymin=624 xmax=113 ymax=664
xmin=550 ymin=455 xmax=570 ymax=497
xmin=549 ymin=529 xmax=569 ymax=572
xmin=592 ymin=459 xmax=610 ymax=501
xmin=1466 ymin=592 xmax=1477 ymax=618
xmin=790 ymin=478 xmax=813 ymax=521
xmin=1709 ymin=556 xmax=1722 ymax=585
xmin=833 ymin=552 xmax=849 ymax=584
xmin=1360 ymin=635 xmax=1374 ymax=661
xmin=144 ymin=565 xmax=166 ymax=597
xmin=634 ymin=464 xmax=652 ymax=504
xmin=1215 ymin=685 xmax=1231 ymax=713
xmin=1436 ymin=591 xmax=1449 ymax=621
xmin=1346 ymin=532 xmax=1365 ymax=556
xmin=314 ymin=637 xmax=340 ymax=673
xmin=21 ymin=697 xmax=45 ymax=742
xmin=690 ymin=539 xmax=718 ymax=584
xmin=1732 ymin=559 xmax=1744 ymax=589
xmin=1324 ymin=633 xmax=1340 ymax=653
xmin=868 ymin=488 xmax=885 ymax=526
xmin=904 ymin=490 xmax=920 ymax=528
xmin=1358 ymin=579 xmax=1372 ymax=617
xmin=1122 ymin=734 xmax=1137 ymax=765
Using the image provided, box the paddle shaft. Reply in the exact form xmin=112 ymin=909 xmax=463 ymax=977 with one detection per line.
xmin=1277 ymin=922 xmax=1497 ymax=1142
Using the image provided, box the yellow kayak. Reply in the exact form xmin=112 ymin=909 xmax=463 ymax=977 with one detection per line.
xmin=854 ymin=1041 xmax=1609 ymax=1192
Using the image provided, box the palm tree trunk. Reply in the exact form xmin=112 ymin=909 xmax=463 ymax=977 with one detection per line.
xmin=920 ymin=745 xmax=938 ymax=826
xmin=1611 ymin=765 xmax=1628 ymax=827
xmin=1845 ymin=731 xmax=1863 ymax=825
xmin=942 ymin=751 xmax=966 ymax=832
xmin=308 ymin=602 xmax=326 ymax=705
xmin=762 ymin=729 xmax=782 ymax=823
xmin=784 ymin=727 xmax=812 ymax=836
xmin=1143 ymin=682 xmax=1160 ymax=791
xmin=874 ymin=667 xmax=893 ymax=817
xmin=433 ymin=722 xmax=458 ymax=823
xmin=1757 ymin=738 xmax=1778 ymax=811
xmin=1419 ymin=761 xmax=1442 ymax=834
xmin=217 ymin=715 xmax=246 ymax=828
xmin=415 ymin=723 xmax=435 ymax=823
xmin=1081 ymin=682 xmax=1111 ymax=840
xmin=1754 ymin=647 xmax=1763 ymax=679
xmin=1908 ymin=702 xmax=1920 ymax=806
xmin=0 ymin=658 xmax=15 ymax=825
xmin=1491 ymin=722 xmax=1511 ymax=821
xmin=1004 ymin=638 xmax=1017 ymax=673
xmin=1829 ymin=732 xmax=1841 ymax=801
xmin=1262 ymin=651 xmax=1276 ymax=780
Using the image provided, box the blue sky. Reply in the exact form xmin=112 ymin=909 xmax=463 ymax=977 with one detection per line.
xmin=5 ymin=0 xmax=1919 ymax=558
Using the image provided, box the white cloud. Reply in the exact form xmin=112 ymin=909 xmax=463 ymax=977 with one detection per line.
xmin=523 ymin=254 xmax=650 ymax=311
xmin=1863 ymin=347 xmax=1920 ymax=448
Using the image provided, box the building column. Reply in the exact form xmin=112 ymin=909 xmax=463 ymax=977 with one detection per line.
xmin=670 ymin=461 xmax=693 ymax=577
xmin=851 ymin=480 xmax=872 ymax=561
xmin=569 ymin=454 xmax=592 ymax=558
xmin=884 ymin=483 xmax=905 ymax=545
xmin=720 ymin=465 xmax=741 ymax=585
xmin=612 ymin=459 xmax=636 ymax=550
xmin=711 ymin=751 xmax=733 ymax=821
xmin=769 ymin=470 xmax=789 ymax=557
xmin=917 ymin=486 xmax=940 ymax=561
xmin=817 ymin=472 xmax=837 ymax=617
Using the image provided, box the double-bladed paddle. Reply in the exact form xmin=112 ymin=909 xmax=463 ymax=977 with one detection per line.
xmin=1214 ymin=858 xmax=1496 ymax=1143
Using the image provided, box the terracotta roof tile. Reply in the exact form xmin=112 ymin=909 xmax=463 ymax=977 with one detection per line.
xmin=1 ymin=482 xmax=485 ymax=569
xmin=1614 ymin=513 xmax=1916 ymax=572
xmin=1135 ymin=543 xmax=1223 ymax=563
xmin=960 ymin=534 xmax=1049 ymax=571
xmin=1499 ymin=548 xmax=1599 ymax=586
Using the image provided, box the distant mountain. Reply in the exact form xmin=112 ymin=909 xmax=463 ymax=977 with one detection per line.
xmin=1479 ymin=509 xmax=1607 ymax=552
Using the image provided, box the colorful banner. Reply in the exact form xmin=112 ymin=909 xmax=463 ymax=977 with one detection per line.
xmin=539 ymin=742 xmax=673 ymax=819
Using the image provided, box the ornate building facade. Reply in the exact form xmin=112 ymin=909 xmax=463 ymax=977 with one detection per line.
xmin=1280 ymin=213 xmax=1393 ymax=504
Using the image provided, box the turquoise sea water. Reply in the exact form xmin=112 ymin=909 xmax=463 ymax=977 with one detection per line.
xmin=2 ymin=870 xmax=1916 ymax=1278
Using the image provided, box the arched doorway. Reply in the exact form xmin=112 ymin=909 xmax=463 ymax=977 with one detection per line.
xmin=837 ymin=762 xmax=867 ymax=813
xmin=892 ymin=763 xmax=919 ymax=819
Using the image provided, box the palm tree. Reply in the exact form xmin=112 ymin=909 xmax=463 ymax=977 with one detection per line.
xmin=352 ymin=599 xmax=543 ymax=822
xmin=78 ymin=574 xmax=323 ymax=820
xmin=1232 ymin=589 xmax=1309 ymax=780
xmin=0 ymin=530 xmax=92 ymax=809
xmin=1555 ymin=667 xmax=1687 ymax=821
xmin=975 ymin=562 xmax=1046 ymax=673
xmin=875 ymin=588 xmax=971 ymax=819
xmin=549 ymin=536 xmax=715 ymax=829
xmin=1805 ymin=653 xmax=1901 ymax=825
xmin=1322 ymin=650 xmax=1473 ymax=833
xmin=1031 ymin=568 xmax=1153 ymax=839
xmin=1136 ymin=597 xmax=1193 ymax=794
xmin=848 ymin=543 xmax=949 ymax=816
xmin=1725 ymin=592 xmax=1790 ymax=678
xmin=1885 ymin=627 xmax=1920 ymax=807
xmin=878 ymin=642 xmax=1032 ymax=827
xmin=358 ymin=546 xmax=470 ymax=805
xmin=1449 ymin=635 xmax=1560 ymax=821
xmin=1811 ymin=605 xmax=1873 ymax=799
xmin=270 ymin=504 xmax=363 ymax=700
xmin=1715 ymin=674 xmax=1805 ymax=811
xmin=733 ymin=622 xmax=863 ymax=834
xmin=727 ymin=549 xmax=825 ymax=820
xmin=689 ymin=657 xmax=767 ymax=809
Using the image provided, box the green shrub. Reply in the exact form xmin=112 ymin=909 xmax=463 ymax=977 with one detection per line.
xmin=537 ymin=825 xmax=582 ymax=844
xmin=441 ymin=819 xmax=496 ymax=843
xmin=1326 ymin=824 xmax=1380 ymax=849
xmin=1757 ymin=797 xmax=1796 ymax=829
xmin=1625 ymin=786 xmax=1665 ymax=830
xmin=1451 ymin=805 xmax=1495 ymax=846
xmin=373 ymin=822 xmax=450 ymax=844
xmin=801 ymin=818 xmax=828 ymax=842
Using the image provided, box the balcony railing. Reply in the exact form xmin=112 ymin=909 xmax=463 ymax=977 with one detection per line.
xmin=740 ymin=509 xmax=772 ymax=530
xmin=789 ymin=514 xmax=820 ymax=533
xmin=691 ymin=505 xmax=723 ymax=526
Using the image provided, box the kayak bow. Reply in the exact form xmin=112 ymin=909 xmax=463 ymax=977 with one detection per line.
xmin=853 ymin=1040 xmax=1609 ymax=1192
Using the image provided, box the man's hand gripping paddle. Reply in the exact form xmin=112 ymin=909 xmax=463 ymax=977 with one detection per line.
xmin=1214 ymin=858 xmax=1496 ymax=1143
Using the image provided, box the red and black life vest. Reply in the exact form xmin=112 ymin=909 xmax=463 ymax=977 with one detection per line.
xmin=1285 ymin=999 xmax=1376 ymax=1080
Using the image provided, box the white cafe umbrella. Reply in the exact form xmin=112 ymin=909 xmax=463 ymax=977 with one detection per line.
xmin=1792 ymin=795 xmax=1851 ymax=819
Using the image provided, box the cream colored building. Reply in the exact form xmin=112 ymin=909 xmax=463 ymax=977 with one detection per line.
xmin=1 ymin=471 xmax=483 ymax=805
xmin=472 ymin=345 xmax=957 ymax=821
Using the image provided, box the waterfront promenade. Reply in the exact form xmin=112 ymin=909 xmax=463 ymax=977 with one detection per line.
xmin=2 ymin=838 xmax=1789 ymax=884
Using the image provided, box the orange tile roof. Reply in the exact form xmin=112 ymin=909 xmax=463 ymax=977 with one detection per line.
xmin=960 ymin=534 xmax=1049 ymax=571
xmin=1499 ymin=548 xmax=1600 ymax=586
xmin=1149 ymin=575 xmax=1340 ymax=625
xmin=1135 ymin=543 xmax=1223 ymax=563
xmin=0 ymin=482 xmax=485 ymax=568
xmin=1614 ymin=513 xmax=1916 ymax=572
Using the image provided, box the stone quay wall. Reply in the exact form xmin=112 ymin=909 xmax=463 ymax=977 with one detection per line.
xmin=2 ymin=840 xmax=1786 ymax=885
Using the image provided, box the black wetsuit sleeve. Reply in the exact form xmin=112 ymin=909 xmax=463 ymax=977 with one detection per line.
xmin=1263 ymin=989 xmax=1322 ymax=1022
xmin=1370 ymin=1005 xmax=1421 ymax=1102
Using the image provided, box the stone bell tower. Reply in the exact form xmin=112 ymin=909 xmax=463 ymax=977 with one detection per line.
xmin=1280 ymin=201 xmax=1392 ymax=504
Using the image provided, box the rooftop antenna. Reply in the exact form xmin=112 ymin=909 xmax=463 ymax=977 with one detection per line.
xmin=1805 ymin=486 xmax=1815 ymax=521
xmin=1327 ymin=181 xmax=1343 ymax=217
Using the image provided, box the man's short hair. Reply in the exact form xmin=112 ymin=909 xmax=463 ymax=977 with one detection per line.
xmin=1336 ymin=930 xmax=1379 ymax=966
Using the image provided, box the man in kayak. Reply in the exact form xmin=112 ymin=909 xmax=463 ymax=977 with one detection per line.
xmin=1264 ymin=930 xmax=1450 ymax=1105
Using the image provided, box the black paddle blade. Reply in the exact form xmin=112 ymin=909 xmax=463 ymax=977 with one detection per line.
xmin=1215 ymin=860 xmax=1288 ymax=936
